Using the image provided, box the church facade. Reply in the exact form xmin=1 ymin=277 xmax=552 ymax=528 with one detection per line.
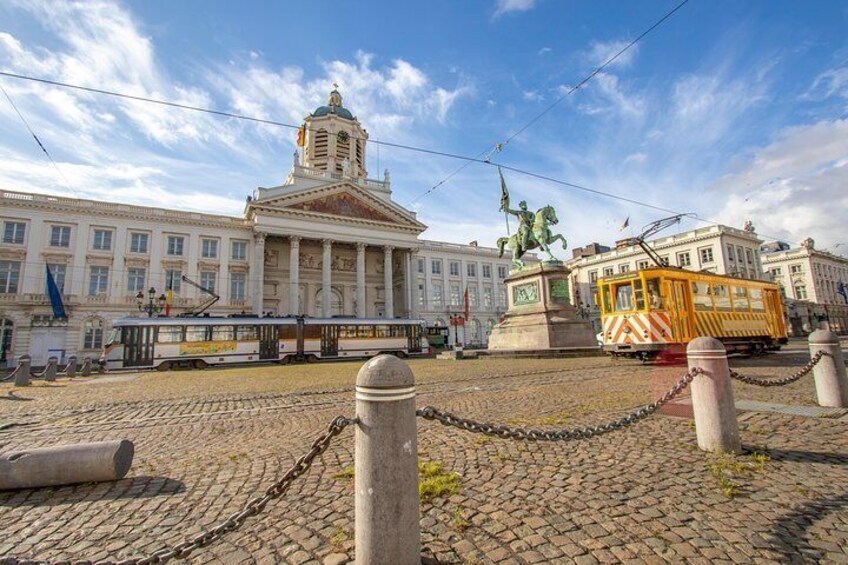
xmin=0 ymin=90 xmax=516 ymax=364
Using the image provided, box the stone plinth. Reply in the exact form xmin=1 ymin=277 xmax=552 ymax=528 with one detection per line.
xmin=487 ymin=263 xmax=597 ymax=351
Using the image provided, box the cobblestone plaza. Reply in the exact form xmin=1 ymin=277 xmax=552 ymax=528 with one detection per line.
xmin=1 ymin=345 xmax=847 ymax=564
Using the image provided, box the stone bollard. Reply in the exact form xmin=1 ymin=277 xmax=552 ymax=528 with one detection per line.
xmin=65 ymin=356 xmax=78 ymax=377
xmin=355 ymin=355 xmax=420 ymax=565
xmin=0 ymin=440 xmax=134 ymax=490
xmin=80 ymin=356 xmax=92 ymax=377
xmin=13 ymin=355 xmax=31 ymax=387
xmin=808 ymin=330 xmax=848 ymax=408
xmin=687 ymin=337 xmax=740 ymax=454
xmin=43 ymin=356 xmax=58 ymax=382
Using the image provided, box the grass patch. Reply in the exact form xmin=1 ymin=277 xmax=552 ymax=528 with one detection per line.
xmin=332 ymin=465 xmax=355 ymax=481
xmin=452 ymin=506 xmax=470 ymax=531
xmin=418 ymin=460 xmax=461 ymax=503
xmin=705 ymin=449 xmax=771 ymax=499
xmin=330 ymin=527 xmax=350 ymax=552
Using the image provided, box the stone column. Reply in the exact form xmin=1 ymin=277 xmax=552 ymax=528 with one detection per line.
xmin=252 ymin=232 xmax=266 ymax=316
xmin=288 ymin=236 xmax=300 ymax=316
xmin=322 ymin=239 xmax=333 ymax=318
xmin=809 ymin=330 xmax=848 ymax=408
xmin=383 ymin=246 xmax=394 ymax=318
xmin=410 ymin=250 xmax=421 ymax=319
xmin=356 ymin=242 xmax=366 ymax=319
xmin=686 ymin=337 xmax=741 ymax=454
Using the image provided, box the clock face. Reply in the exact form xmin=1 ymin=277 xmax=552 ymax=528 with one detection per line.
xmin=337 ymin=130 xmax=350 ymax=143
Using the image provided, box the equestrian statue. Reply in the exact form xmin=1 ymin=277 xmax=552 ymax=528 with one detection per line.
xmin=496 ymin=170 xmax=567 ymax=269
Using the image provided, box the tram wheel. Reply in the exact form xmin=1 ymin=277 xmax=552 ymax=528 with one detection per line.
xmin=192 ymin=359 xmax=208 ymax=370
xmin=306 ymin=355 xmax=319 ymax=363
xmin=156 ymin=361 xmax=171 ymax=372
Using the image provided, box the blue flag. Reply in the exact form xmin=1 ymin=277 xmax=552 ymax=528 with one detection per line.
xmin=46 ymin=265 xmax=67 ymax=319
xmin=838 ymin=282 xmax=848 ymax=304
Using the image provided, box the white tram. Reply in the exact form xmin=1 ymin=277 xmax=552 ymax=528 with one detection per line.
xmin=100 ymin=316 xmax=428 ymax=370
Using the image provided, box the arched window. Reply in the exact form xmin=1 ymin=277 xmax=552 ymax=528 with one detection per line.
xmin=470 ymin=319 xmax=481 ymax=343
xmin=315 ymin=288 xmax=343 ymax=317
xmin=0 ymin=319 xmax=13 ymax=362
xmin=794 ymin=284 xmax=808 ymax=300
xmin=433 ymin=318 xmax=445 ymax=327
xmin=83 ymin=318 xmax=104 ymax=350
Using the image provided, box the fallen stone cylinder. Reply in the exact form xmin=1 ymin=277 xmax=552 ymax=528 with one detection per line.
xmin=0 ymin=440 xmax=134 ymax=490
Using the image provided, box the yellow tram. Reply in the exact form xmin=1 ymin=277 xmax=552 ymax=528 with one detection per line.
xmin=597 ymin=267 xmax=788 ymax=359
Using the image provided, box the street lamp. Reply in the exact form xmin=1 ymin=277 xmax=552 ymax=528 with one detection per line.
xmin=136 ymin=287 xmax=167 ymax=317
xmin=448 ymin=313 xmax=465 ymax=348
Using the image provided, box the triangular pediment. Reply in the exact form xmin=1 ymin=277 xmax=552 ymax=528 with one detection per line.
xmin=249 ymin=182 xmax=426 ymax=232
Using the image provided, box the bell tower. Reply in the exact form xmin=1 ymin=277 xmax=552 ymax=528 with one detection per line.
xmin=301 ymin=88 xmax=369 ymax=178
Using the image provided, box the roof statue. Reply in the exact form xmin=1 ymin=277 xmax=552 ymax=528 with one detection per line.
xmin=495 ymin=168 xmax=567 ymax=269
xmin=743 ymin=219 xmax=755 ymax=234
xmin=801 ymin=237 xmax=815 ymax=250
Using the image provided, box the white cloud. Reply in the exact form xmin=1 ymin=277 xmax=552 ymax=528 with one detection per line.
xmin=623 ymin=152 xmax=647 ymax=165
xmin=493 ymin=0 xmax=536 ymax=18
xmin=585 ymin=39 xmax=638 ymax=68
xmin=522 ymin=90 xmax=543 ymax=102
xmin=538 ymin=47 xmax=552 ymax=56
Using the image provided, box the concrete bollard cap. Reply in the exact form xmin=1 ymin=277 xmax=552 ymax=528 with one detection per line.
xmin=686 ymin=336 xmax=725 ymax=357
xmin=356 ymin=354 xmax=414 ymax=388
xmin=809 ymin=329 xmax=838 ymax=345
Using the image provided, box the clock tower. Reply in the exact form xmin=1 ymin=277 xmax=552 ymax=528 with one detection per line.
xmin=301 ymin=88 xmax=369 ymax=179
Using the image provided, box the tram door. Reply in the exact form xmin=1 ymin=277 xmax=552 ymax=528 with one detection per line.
xmin=321 ymin=325 xmax=339 ymax=357
xmin=762 ymin=289 xmax=784 ymax=338
xmin=258 ymin=325 xmax=279 ymax=360
xmin=407 ymin=325 xmax=422 ymax=353
xmin=124 ymin=326 xmax=155 ymax=367
xmin=664 ymin=279 xmax=693 ymax=343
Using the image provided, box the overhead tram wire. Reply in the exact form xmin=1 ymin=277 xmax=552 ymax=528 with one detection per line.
xmin=0 ymin=82 xmax=78 ymax=196
xmin=406 ymin=0 xmax=691 ymax=206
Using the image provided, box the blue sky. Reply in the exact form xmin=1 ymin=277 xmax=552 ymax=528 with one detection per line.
xmin=1 ymin=0 xmax=846 ymax=255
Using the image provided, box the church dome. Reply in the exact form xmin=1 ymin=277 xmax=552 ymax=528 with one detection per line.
xmin=312 ymin=88 xmax=354 ymax=120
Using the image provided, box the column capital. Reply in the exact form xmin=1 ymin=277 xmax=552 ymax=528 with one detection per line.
xmin=323 ymin=238 xmax=333 ymax=249
xmin=289 ymin=235 xmax=301 ymax=245
xmin=254 ymin=231 xmax=267 ymax=244
xmin=383 ymin=245 xmax=395 ymax=254
xmin=356 ymin=241 xmax=367 ymax=252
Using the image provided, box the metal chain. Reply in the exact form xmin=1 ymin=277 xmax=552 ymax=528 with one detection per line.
xmin=729 ymin=350 xmax=831 ymax=387
xmin=416 ymin=367 xmax=703 ymax=441
xmin=0 ymin=415 xmax=356 ymax=565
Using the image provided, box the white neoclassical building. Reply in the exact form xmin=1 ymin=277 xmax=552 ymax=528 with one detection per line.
xmin=0 ymin=89 xmax=516 ymax=364
xmin=761 ymin=238 xmax=848 ymax=335
xmin=566 ymin=224 xmax=766 ymax=332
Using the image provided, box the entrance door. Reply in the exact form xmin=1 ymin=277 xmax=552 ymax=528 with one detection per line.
xmin=259 ymin=324 xmax=279 ymax=360
xmin=321 ymin=325 xmax=339 ymax=357
xmin=124 ymin=326 xmax=155 ymax=367
xmin=664 ymin=279 xmax=693 ymax=343
xmin=407 ymin=325 xmax=422 ymax=353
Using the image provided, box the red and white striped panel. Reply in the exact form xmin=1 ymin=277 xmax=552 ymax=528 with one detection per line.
xmin=603 ymin=312 xmax=672 ymax=345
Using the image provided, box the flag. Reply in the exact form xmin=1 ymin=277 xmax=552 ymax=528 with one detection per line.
xmin=498 ymin=167 xmax=509 ymax=212
xmin=45 ymin=265 xmax=66 ymax=319
xmin=463 ymin=287 xmax=470 ymax=321
xmin=619 ymin=216 xmax=630 ymax=231
xmin=296 ymin=125 xmax=306 ymax=147
xmin=164 ymin=289 xmax=174 ymax=317
xmin=838 ymin=282 xmax=848 ymax=303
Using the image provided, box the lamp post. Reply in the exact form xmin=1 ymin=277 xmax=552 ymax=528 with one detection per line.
xmin=449 ymin=313 xmax=465 ymax=348
xmin=136 ymin=287 xmax=167 ymax=317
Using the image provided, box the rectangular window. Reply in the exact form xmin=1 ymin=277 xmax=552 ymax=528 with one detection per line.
xmin=482 ymin=264 xmax=491 ymax=279
xmin=50 ymin=226 xmax=71 ymax=247
xmin=127 ymin=268 xmax=146 ymax=292
xmin=484 ymin=286 xmax=493 ymax=308
xmin=727 ymin=244 xmax=735 ymax=261
xmin=0 ymin=260 xmax=22 ymax=293
xmin=2 ymin=221 xmax=25 ymax=244
xmin=699 ymin=247 xmax=715 ymax=264
xmin=432 ymin=283 xmax=443 ymax=308
xmin=417 ymin=258 xmax=425 ymax=273
xmin=467 ymin=263 xmax=477 ymax=277
xmin=745 ymin=249 xmax=753 ymax=264
xmin=498 ymin=288 xmax=507 ymax=308
xmin=736 ymin=246 xmax=744 ymax=263
xmin=431 ymin=259 xmax=442 ymax=275
xmin=92 ymin=229 xmax=112 ymax=251
xmin=185 ymin=326 xmax=212 ymax=342
xmin=636 ymin=260 xmax=650 ymax=270
xmin=237 ymin=325 xmax=257 ymax=340
xmin=213 ymin=326 xmax=235 ymax=341
xmin=790 ymin=264 xmax=803 ymax=274
xmin=449 ymin=261 xmax=460 ymax=276
xmin=418 ymin=284 xmax=425 ymax=307
xmin=88 ymin=266 xmax=109 ymax=296
xmin=749 ymin=288 xmax=765 ymax=312
xmin=201 ymin=238 xmax=218 ymax=259
xmin=450 ymin=283 xmax=461 ymax=306
xmin=83 ymin=320 xmax=103 ymax=349
xmin=603 ymin=267 xmax=614 ymax=277
xmin=677 ymin=252 xmax=691 ymax=267
xmin=660 ymin=255 xmax=670 ymax=266
xmin=230 ymin=273 xmax=246 ymax=300
xmin=157 ymin=326 xmax=184 ymax=343
xmin=46 ymin=264 xmax=67 ymax=293
xmin=589 ymin=270 xmax=598 ymax=282
xmin=712 ymin=284 xmax=731 ymax=311
xmin=691 ymin=281 xmax=713 ymax=311
xmin=200 ymin=271 xmax=216 ymax=294
xmin=794 ymin=284 xmax=808 ymax=300
xmin=165 ymin=269 xmax=182 ymax=294
xmin=497 ymin=266 xmax=507 ymax=279
xmin=231 ymin=240 xmax=248 ymax=261
xmin=732 ymin=286 xmax=749 ymax=311
xmin=130 ymin=232 xmax=149 ymax=253
xmin=619 ymin=264 xmax=630 ymax=273
xmin=771 ymin=267 xmax=782 ymax=276
xmin=469 ymin=287 xmax=479 ymax=306
xmin=167 ymin=236 xmax=185 ymax=256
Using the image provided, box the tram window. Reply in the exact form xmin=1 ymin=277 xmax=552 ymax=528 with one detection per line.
xmin=732 ymin=287 xmax=750 ymax=312
xmin=633 ymin=279 xmax=645 ymax=310
xmin=691 ymin=282 xmax=713 ymax=311
xmin=749 ymin=288 xmax=765 ymax=312
xmin=614 ymin=284 xmax=634 ymax=312
xmin=357 ymin=326 xmax=373 ymax=338
xmin=712 ymin=284 xmax=731 ymax=311
xmin=158 ymin=326 xmax=184 ymax=343
xmin=303 ymin=325 xmax=320 ymax=339
xmin=106 ymin=328 xmax=121 ymax=346
xmin=213 ymin=326 xmax=235 ymax=340
xmin=646 ymin=278 xmax=663 ymax=309
xmin=338 ymin=325 xmax=357 ymax=339
xmin=278 ymin=325 xmax=297 ymax=340
xmin=236 ymin=325 xmax=258 ymax=340
xmin=601 ymin=286 xmax=613 ymax=314
xmin=185 ymin=326 xmax=212 ymax=342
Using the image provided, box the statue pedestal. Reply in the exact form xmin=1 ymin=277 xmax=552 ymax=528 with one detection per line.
xmin=488 ymin=263 xmax=597 ymax=351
